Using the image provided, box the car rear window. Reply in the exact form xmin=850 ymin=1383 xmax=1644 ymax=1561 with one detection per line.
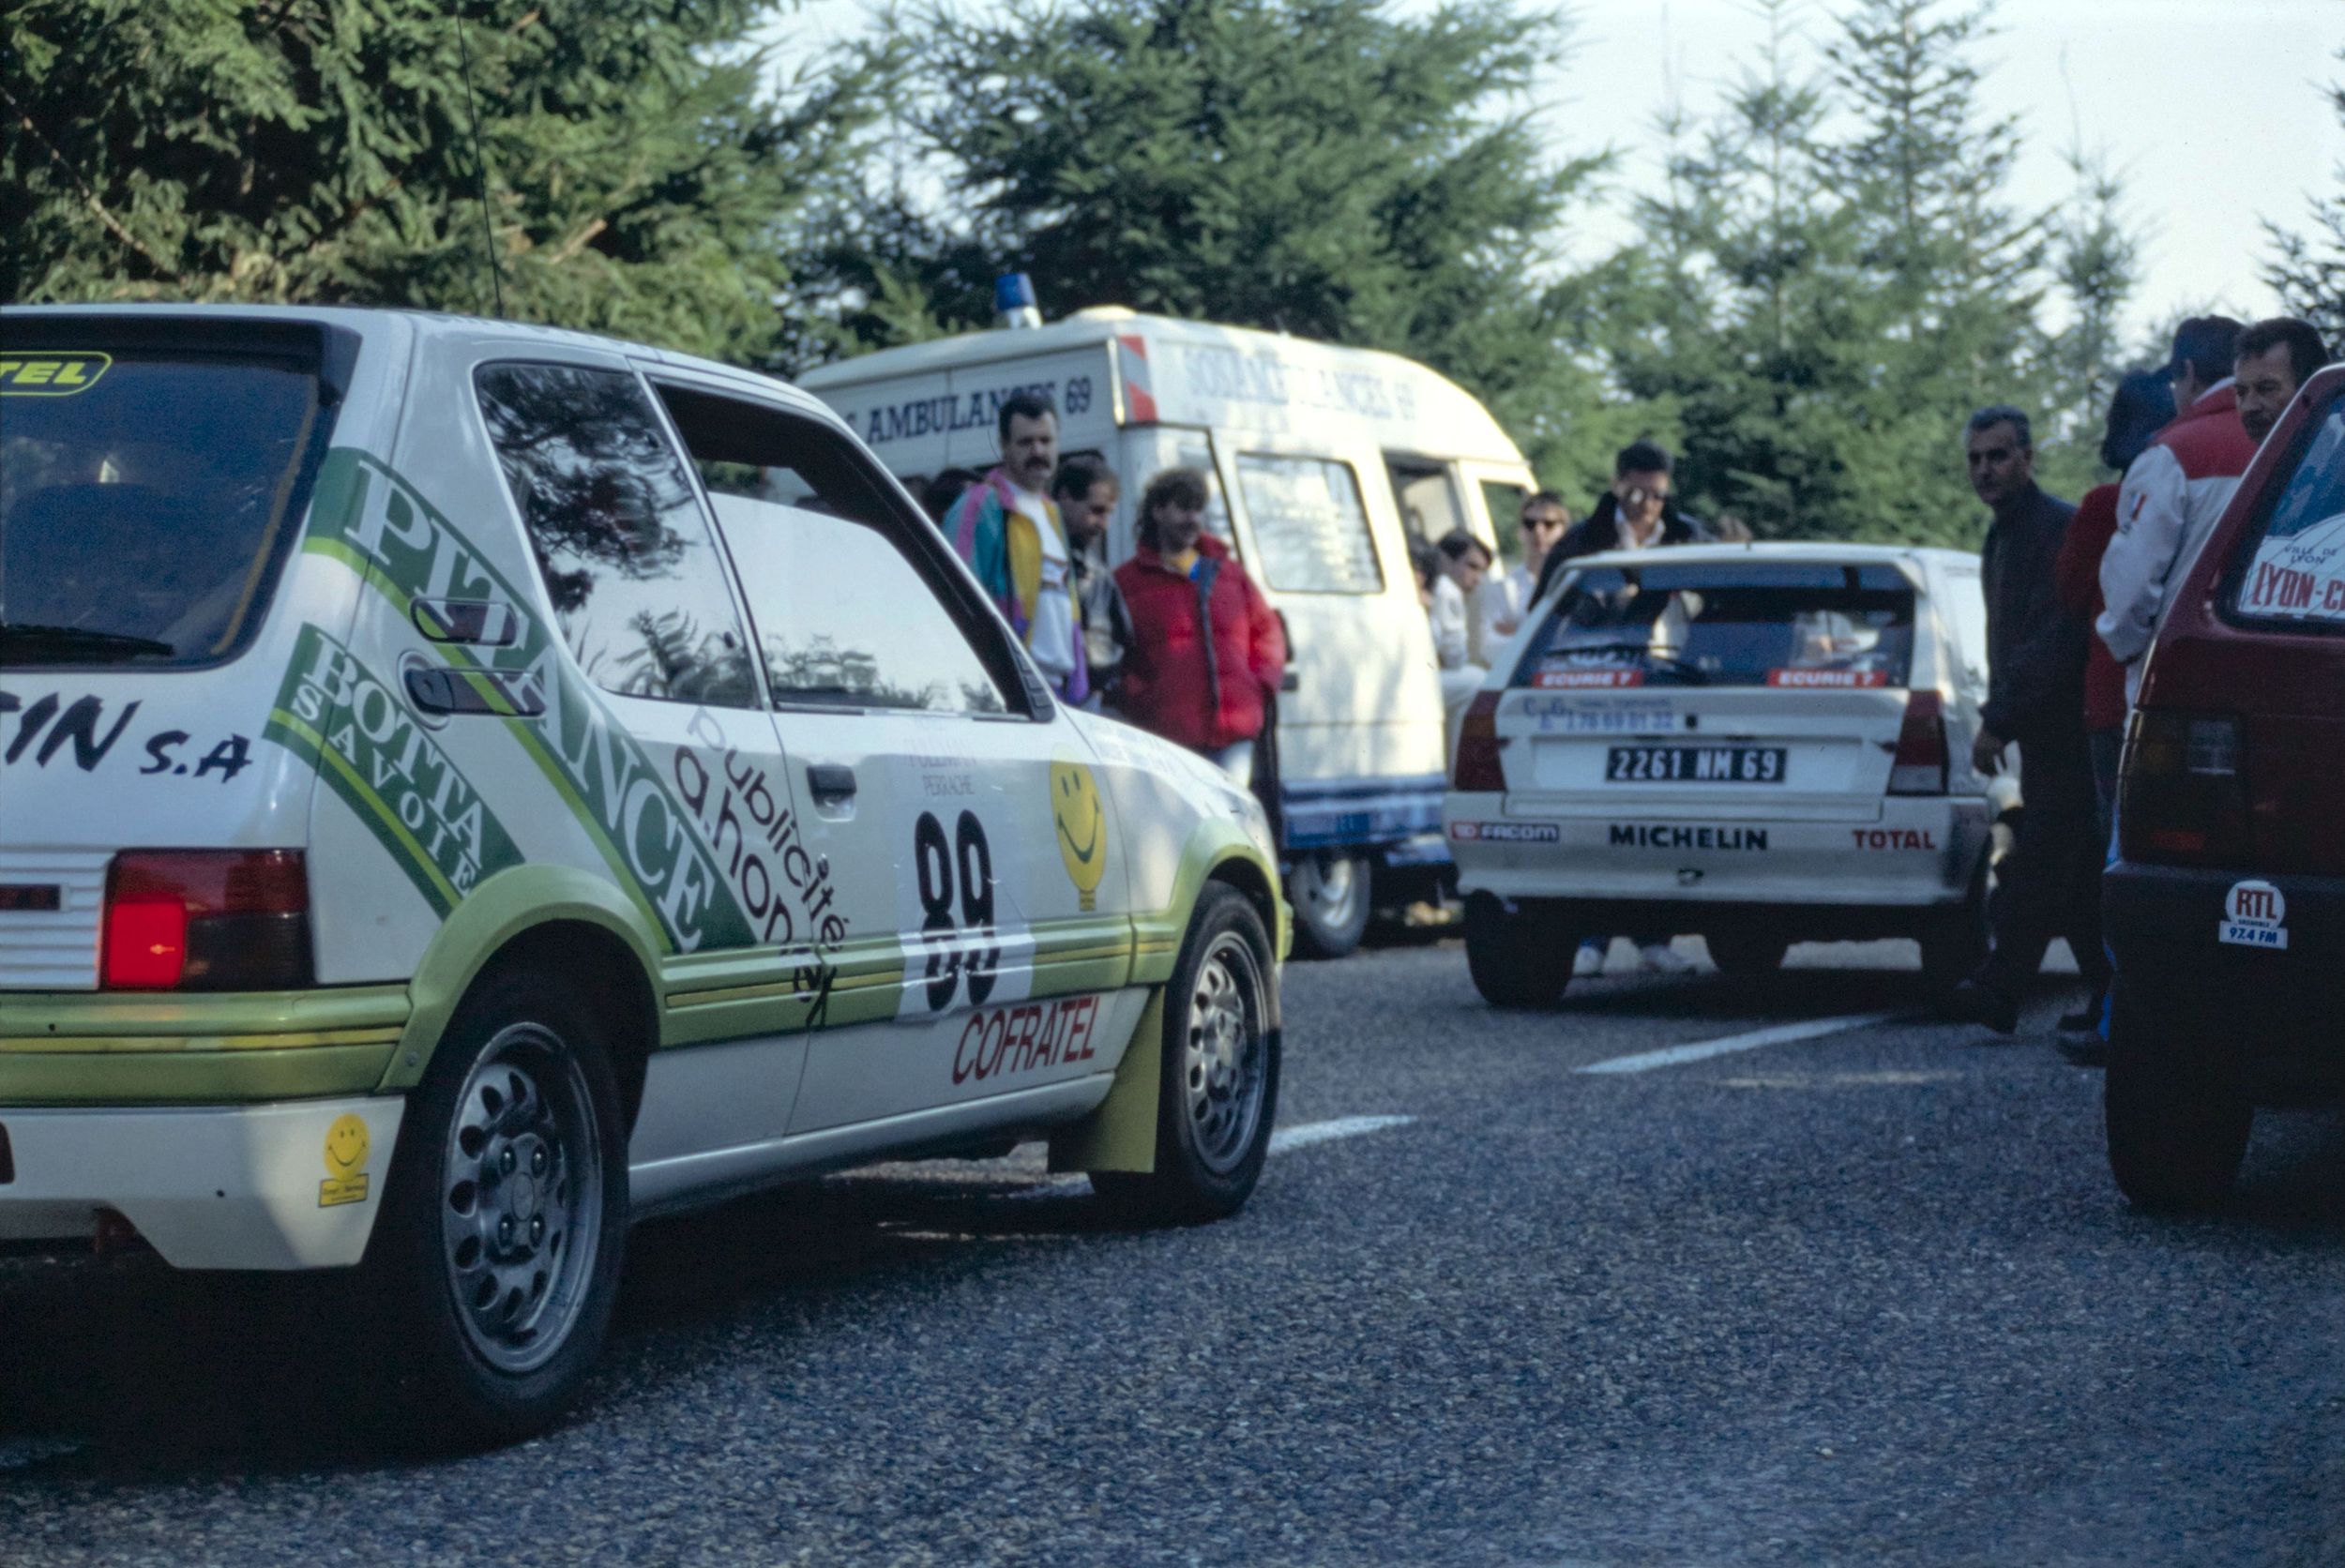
xmin=1 ymin=339 xmax=335 ymax=669
xmin=2229 ymin=396 xmax=2345 ymax=627
xmin=1518 ymin=561 xmax=1916 ymax=689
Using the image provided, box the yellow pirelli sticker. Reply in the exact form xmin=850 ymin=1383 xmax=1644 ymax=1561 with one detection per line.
xmin=0 ymin=353 xmax=112 ymax=395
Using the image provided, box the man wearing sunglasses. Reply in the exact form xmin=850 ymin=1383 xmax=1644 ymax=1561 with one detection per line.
xmin=1526 ymin=441 xmax=1713 ymax=976
xmin=1531 ymin=440 xmax=1712 ymax=606
xmin=1471 ymin=490 xmax=1570 ymax=663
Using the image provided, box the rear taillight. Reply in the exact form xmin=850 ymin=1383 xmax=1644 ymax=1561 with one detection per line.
xmin=1887 ymin=690 xmax=1948 ymax=795
xmin=102 ymin=851 xmax=311 ymax=990
xmin=1453 ymin=691 xmax=1506 ymax=792
xmin=2118 ymin=711 xmax=2247 ymax=865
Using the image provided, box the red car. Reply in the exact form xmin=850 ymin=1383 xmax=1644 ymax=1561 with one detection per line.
xmin=2105 ymin=363 xmax=2345 ymax=1209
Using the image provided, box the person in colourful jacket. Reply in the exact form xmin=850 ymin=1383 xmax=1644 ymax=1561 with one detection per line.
xmin=2096 ymin=317 xmax=2254 ymax=706
xmin=1111 ymin=468 xmax=1287 ymax=785
xmin=942 ymin=390 xmax=1088 ymax=703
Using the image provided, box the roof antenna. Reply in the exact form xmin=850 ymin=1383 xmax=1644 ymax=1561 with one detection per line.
xmin=453 ymin=9 xmax=505 ymax=317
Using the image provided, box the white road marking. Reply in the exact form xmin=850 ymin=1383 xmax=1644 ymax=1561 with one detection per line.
xmin=1576 ymin=1011 xmax=1905 ymax=1076
xmin=1269 ymin=1113 xmax=1416 ymax=1153
xmin=0 ymin=1437 xmax=83 ymax=1471
xmin=1006 ymin=1114 xmax=1417 ymax=1199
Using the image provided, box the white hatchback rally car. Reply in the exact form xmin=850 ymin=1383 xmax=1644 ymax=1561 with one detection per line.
xmin=0 ymin=306 xmax=1287 ymax=1440
xmin=1445 ymin=543 xmax=1999 ymax=1005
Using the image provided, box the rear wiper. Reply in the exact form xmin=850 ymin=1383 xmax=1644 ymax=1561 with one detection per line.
xmin=1552 ymin=641 xmax=1709 ymax=684
xmin=0 ymin=623 xmax=177 ymax=664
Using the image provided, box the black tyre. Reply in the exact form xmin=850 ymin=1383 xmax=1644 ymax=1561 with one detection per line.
xmin=2105 ymin=986 xmax=2250 ymax=1213
xmin=1705 ymin=928 xmax=1790 ymax=976
xmin=1918 ymin=855 xmax=1990 ymax=997
xmin=1287 ymin=851 xmax=1371 ymax=959
xmin=367 ymin=964 xmax=629 ymax=1444
xmin=1093 ymin=885 xmax=1280 ymax=1225
xmin=1463 ymin=892 xmax=1573 ymax=1008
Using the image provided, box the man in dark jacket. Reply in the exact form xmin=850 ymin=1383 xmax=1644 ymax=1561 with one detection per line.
xmin=1051 ymin=454 xmax=1133 ymax=712
xmin=1535 ymin=440 xmax=1712 ymax=976
xmin=1531 ymin=440 xmax=1712 ymax=606
xmin=1950 ymin=405 xmax=2109 ymax=1034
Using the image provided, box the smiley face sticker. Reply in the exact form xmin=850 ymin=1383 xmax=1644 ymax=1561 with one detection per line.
xmin=1051 ymin=761 xmax=1108 ymax=912
xmin=319 ymin=1113 xmax=372 ymax=1207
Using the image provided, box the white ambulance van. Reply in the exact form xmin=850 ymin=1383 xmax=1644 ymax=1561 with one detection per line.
xmin=0 ymin=305 xmax=1288 ymax=1442
xmin=797 ymin=309 xmax=1538 ymax=956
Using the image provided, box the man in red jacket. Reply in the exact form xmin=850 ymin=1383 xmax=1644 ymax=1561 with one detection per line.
xmin=2097 ymin=317 xmax=2254 ymax=706
xmin=1112 ymin=468 xmax=1286 ymax=785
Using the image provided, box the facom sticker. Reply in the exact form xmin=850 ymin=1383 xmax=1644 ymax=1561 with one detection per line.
xmin=0 ymin=353 xmax=111 ymax=396
xmin=319 ymin=1113 xmax=372 ymax=1207
xmin=2217 ymin=879 xmax=2288 ymax=950
xmin=1449 ymin=821 xmax=1561 ymax=843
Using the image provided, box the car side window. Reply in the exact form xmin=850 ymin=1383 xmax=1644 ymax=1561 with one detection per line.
xmin=1236 ymin=452 xmax=1382 ymax=594
xmin=474 ymin=362 xmax=758 ymax=707
xmin=1938 ymin=566 xmax=1989 ymax=686
xmin=654 ymin=384 xmax=1021 ymax=716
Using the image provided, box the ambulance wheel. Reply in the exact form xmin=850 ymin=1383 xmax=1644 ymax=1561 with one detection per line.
xmin=369 ymin=964 xmax=628 ymax=1444
xmin=2105 ymin=987 xmax=2249 ymax=1214
xmin=1288 ymin=851 xmax=1370 ymax=959
xmin=1092 ymin=885 xmax=1279 ymax=1225
xmin=1464 ymin=892 xmax=1573 ymax=1008
xmin=1705 ymin=929 xmax=1790 ymax=976
xmin=1919 ymin=857 xmax=1991 ymax=998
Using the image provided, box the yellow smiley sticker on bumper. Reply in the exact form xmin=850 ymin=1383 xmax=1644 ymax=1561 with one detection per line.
xmin=319 ymin=1113 xmax=372 ymax=1208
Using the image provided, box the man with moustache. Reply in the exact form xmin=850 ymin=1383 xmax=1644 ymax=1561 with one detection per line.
xmin=2233 ymin=317 xmax=2332 ymax=447
xmin=944 ymin=391 xmax=1088 ymax=701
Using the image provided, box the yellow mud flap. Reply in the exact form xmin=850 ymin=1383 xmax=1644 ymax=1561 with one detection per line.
xmin=1047 ymin=988 xmax=1164 ymax=1175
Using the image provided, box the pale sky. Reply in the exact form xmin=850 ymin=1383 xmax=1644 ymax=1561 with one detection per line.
xmin=772 ymin=0 xmax=2344 ymax=343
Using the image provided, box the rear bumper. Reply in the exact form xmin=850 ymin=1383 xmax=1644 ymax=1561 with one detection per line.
xmin=2105 ymin=861 xmax=2345 ymax=1087
xmin=0 ymin=985 xmax=409 ymax=1105
xmin=1445 ymin=794 xmax=1990 ymax=912
xmin=0 ymin=1095 xmax=404 ymax=1268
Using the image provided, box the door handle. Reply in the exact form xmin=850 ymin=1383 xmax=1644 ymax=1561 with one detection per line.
xmin=807 ymin=762 xmax=857 ymax=800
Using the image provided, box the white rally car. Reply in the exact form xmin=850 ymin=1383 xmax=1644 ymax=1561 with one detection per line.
xmin=0 ymin=306 xmax=1287 ymax=1440
xmin=1445 ymin=543 xmax=2001 ymax=1005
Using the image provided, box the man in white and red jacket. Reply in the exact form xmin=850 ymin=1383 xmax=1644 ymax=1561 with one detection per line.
xmin=2097 ymin=316 xmax=2255 ymax=705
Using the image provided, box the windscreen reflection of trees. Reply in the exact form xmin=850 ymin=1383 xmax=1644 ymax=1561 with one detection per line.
xmin=477 ymin=366 xmax=744 ymax=703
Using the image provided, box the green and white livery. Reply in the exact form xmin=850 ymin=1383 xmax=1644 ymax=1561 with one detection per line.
xmin=0 ymin=306 xmax=1287 ymax=1441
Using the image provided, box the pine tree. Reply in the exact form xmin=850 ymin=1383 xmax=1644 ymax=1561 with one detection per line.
xmin=2035 ymin=143 xmax=2141 ymax=499
xmin=1821 ymin=0 xmax=2053 ymax=540
xmin=2264 ymin=49 xmax=2345 ymax=345
xmin=1596 ymin=0 xmax=1884 ymax=540
xmin=816 ymin=0 xmax=1611 ymax=481
xmin=0 ymin=1 xmax=885 ymax=365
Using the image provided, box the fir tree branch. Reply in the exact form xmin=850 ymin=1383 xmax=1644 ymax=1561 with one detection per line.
xmin=0 ymin=83 xmax=185 ymax=286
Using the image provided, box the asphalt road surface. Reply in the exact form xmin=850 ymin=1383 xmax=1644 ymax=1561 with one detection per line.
xmin=6 ymin=936 xmax=2343 ymax=1566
